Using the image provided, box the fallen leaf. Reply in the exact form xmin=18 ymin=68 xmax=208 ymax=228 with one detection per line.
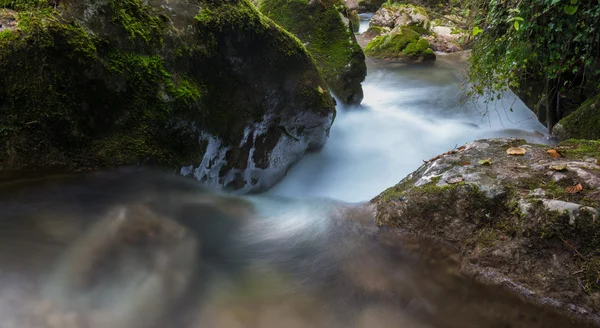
xmin=478 ymin=158 xmax=493 ymax=165
xmin=446 ymin=176 xmax=464 ymax=184
xmin=461 ymin=161 xmax=471 ymax=166
xmin=457 ymin=145 xmax=467 ymax=153
xmin=565 ymin=183 xmax=583 ymax=194
xmin=547 ymin=149 xmax=561 ymax=158
xmin=549 ymin=164 xmax=567 ymax=171
xmin=506 ymin=147 xmax=527 ymax=155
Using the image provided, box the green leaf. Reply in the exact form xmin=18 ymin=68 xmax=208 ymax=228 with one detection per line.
xmin=472 ymin=26 xmax=483 ymax=36
xmin=563 ymin=5 xmax=578 ymax=15
xmin=570 ymin=0 xmax=578 ymax=4
xmin=478 ymin=158 xmax=493 ymax=165
xmin=514 ymin=21 xmax=520 ymax=31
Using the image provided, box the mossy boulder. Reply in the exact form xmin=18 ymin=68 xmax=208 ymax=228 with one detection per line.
xmin=259 ymin=0 xmax=367 ymax=105
xmin=373 ymin=138 xmax=600 ymax=324
xmin=514 ymin=74 xmax=597 ymax=130
xmin=553 ymin=94 xmax=600 ymax=141
xmin=364 ymin=26 xmax=435 ymax=61
xmin=0 ymin=0 xmax=335 ymax=192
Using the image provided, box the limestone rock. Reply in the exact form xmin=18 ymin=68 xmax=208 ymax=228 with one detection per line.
xmin=373 ymin=138 xmax=600 ymax=324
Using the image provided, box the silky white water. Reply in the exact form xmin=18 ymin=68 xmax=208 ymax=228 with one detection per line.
xmin=268 ymin=56 xmax=549 ymax=202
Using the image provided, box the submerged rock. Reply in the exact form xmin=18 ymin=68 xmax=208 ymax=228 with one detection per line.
xmin=372 ymin=138 xmax=600 ymax=324
xmin=0 ymin=0 xmax=335 ymax=192
xmin=259 ymin=0 xmax=367 ymax=105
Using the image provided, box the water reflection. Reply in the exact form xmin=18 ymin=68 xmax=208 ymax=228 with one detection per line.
xmin=0 ymin=171 xmax=591 ymax=328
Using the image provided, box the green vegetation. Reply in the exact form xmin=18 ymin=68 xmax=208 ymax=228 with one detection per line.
xmin=0 ymin=0 xmax=48 ymax=10
xmin=365 ymin=27 xmax=434 ymax=60
xmin=259 ymin=0 xmax=366 ymax=104
xmin=555 ymin=95 xmax=600 ymax=140
xmin=466 ymin=0 xmax=600 ymax=129
xmin=557 ymin=139 xmax=600 ymax=160
xmin=108 ymin=0 xmax=167 ymax=45
xmin=0 ymin=0 xmax=334 ymax=173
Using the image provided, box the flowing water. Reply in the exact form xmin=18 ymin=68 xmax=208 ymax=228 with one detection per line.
xmin=268 ymin=56 xmax=550 ymax=202
xmin=0 ymin=24 xmax=583 ymax=328
xmin=0 ymin=171 xmax=590 ymax=328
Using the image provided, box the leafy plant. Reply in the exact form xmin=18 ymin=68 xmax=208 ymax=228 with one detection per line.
xmin=466 ymin=0 xmax=600 ymax=128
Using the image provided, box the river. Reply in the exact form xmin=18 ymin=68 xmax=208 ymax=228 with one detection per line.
xmin=269 ymin=55 xmax=549 ymax=202
xmin=0 ymin=22 xmax=584 ymax=328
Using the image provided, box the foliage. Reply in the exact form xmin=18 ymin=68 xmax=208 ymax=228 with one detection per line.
xmin=259 ymin=0 xmax=366 ymax=103
xmin=466 ymin=0 xmax=600 ymax=127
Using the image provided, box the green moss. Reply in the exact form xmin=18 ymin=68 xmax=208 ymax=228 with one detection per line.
xmin=348 ymin=9 xmax=359 ymax=33
xmin=108 ymin=0 xmax=166 ymax=45
xmin=365 ymin=27 xmax=434 ymax=61
xmin=365 ymin=25 xmax=385 ymax=36
xmin=407 ymin=24 xmax=432 ymax=36
xmin=259 ymin=0 xmax=366 ymax=103
xmin=558 ymin=139 xmax=600 ymax=160
xmin=0 ymin=0 xmax=48 ymax=10
xmin=555 ymin=94 xmax=600 ymax=140
xmin=0 ymin=0 xmax=334 ymax=179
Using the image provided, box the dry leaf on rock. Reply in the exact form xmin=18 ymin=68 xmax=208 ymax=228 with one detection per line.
xmin=478 ymin=158 xmax=493 ymax=165
xmin=546 ymin=149 xmax=561 ymax=158
xmin=549 ymin=164 xmax=567 ymax=171
xmin=565 ymin=183 xmax=583 ymax=193
xmin=506 ymin=147 xmax=527 ymax=155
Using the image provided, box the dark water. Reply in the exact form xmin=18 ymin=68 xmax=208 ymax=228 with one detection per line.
xmin=0 ymin=171 xmax=592 ymax=328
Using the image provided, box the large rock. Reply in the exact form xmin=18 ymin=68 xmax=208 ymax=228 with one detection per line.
xmin=370 ymin=3 xmax=429 ymax=28
xmin=364 ymin=26 xmax=435 ymax=61
xmin=514 ymin=75 xmax=597 ymax=131
xmin=259 ymin=0 xmax=367 ymax=105
xmin=366 ymin=3 xmax=467 ymax=55
xmin=553 ymin=94 xmax=600 ymax=141
xmin=373 ymin=138 xmax=600 ymax=324
xmin=0 ymin=0 xmax=335 ymax=193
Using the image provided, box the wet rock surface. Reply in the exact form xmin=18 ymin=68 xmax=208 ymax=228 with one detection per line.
xmin=259 ymin=0 xmax=367 ymax=105
xmin=0 ymin=0 xmax=335 ymax=193
xmin=373 ymin=138 xmax=600 ymax=325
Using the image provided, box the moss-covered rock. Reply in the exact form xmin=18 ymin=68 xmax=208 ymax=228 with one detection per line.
xmin=364 ymin=26 xmax=435 ymax=61
xmin=553 ymin=94 xmax=600 ymax=141
xmin=370 ymin=3 xmax=429 ymax=28
xmin=0 ymin=0 xmax=336 ymax=192
xmin=259 ymin=0 xmax=366 ymax=105
xmin=373 ymin=138 xmax=600 ymax=324
xmin=348 ymin=9 xmax=360 ymax=33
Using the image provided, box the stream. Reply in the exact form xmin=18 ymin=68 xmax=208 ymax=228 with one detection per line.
xmin=0 ymin=20 xmax=584 ymax=328
xmin=269 ymin=55 xmax=549 ymax=202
